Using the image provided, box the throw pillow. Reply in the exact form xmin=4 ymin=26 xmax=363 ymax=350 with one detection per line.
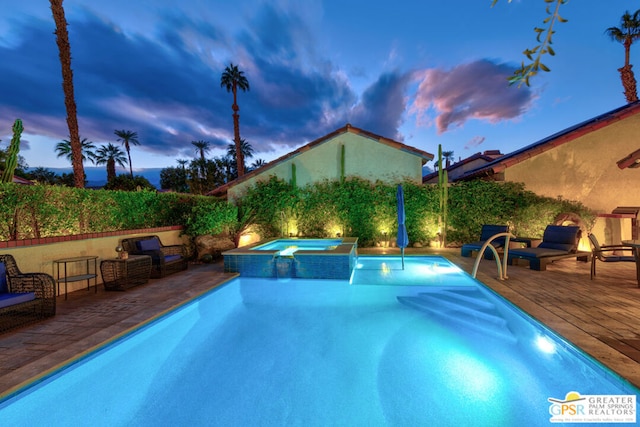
xmin=137 ymin=239 xmax=161 ymax=251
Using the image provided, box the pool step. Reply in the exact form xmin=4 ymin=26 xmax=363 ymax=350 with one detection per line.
xmin=397 ymin=290 xmax=517 ymax=344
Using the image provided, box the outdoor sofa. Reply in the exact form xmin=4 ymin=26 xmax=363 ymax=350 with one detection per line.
xmin=507 ymin=225 xmax=590 ymax=271
xmin=0 ymin=254 xmax=56 ymax=334
xmin=121 ymin=235 xmax=188 ymax=278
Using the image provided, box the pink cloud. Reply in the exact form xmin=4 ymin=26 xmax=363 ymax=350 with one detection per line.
xmin=410 ymin=59 xmax=536 ymax=133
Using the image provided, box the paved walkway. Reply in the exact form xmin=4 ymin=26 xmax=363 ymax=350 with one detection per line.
xmin=1 ymin=249 xmax=640 ymax=398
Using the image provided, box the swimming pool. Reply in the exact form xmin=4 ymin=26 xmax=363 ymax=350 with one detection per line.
xmin=0 ymin=256 xmax=637 ymax=426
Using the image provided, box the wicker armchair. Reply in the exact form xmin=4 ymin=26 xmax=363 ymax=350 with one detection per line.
xmin=120 ymin=235 xmax=188 ymax=278
xmin=0 ymin=254 xmax=56 ymax=334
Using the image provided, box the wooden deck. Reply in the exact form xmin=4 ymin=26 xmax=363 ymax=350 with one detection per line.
xmin=1 ymin=249 xmax=639 ymax=398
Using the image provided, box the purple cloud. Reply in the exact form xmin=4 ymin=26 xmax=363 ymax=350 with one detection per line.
xmin=410 ymin=59 xmax=536 ymax=133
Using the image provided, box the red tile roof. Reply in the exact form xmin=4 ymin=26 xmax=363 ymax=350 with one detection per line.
xmin=422 ymin=150 xmax=504 ymax=183
xmin=458 ymin=101 xmax=640 ymax=180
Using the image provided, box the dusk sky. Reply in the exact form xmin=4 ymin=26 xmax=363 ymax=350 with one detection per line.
xmin=0 ymin=0 xmax=636 ymax=173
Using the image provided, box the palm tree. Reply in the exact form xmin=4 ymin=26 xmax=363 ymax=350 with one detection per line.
xmin=50 ymin=0 xmax=84 ymax=188
xmin=605 ymin=10 xmax=640 ymax=103
xmin=114 ymin=130 xmax=140 ymax=178
xmin=191 ymin=140 xmax=211 ymax=162
xmin=94 ymin=143 xmax=128 ymax=182
xmin=442 ymin=150 xmax=455 ymax=167
xmin=176 ymin=159 xmax=188 ymax=169
xmin=249 ymin=159 xmax=267 ymax=171
xmin=226 ymin=138 xmax=254 ymax=173
xmin=55 ymin=138 xmax=96 ymax=165
xmin=192 ymin=140 xmax=211 ymax=179
xmin=220 ymin=63 xmax=250 ymax=177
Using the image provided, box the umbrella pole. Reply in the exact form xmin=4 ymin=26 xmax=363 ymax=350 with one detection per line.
xmin=401 ymin=248 xmax=405 ymax=269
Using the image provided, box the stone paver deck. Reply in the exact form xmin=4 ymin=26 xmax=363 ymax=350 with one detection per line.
xmin=1 ymin=249 xmax=640 ymax=399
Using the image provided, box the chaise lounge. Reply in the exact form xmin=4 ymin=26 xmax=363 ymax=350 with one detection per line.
xmin=507 ymin=225 xmax=590 ymax=271
xmin=461 ymin=224 xmax=510 ymax=260
xmin=121 ymin=235 xmax=188 ymax=278
xmin=0 ymin=254 xmax=56 ymax=334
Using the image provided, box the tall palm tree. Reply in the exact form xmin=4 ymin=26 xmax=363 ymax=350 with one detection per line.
xmin=226 ymin=138 xmax=254 ymax=172
xmin=50 ymin=0 xmax=84 ymax=188
xmin=192 ymin=140 xmax=211 ymax=180
xmin=94 ymin=143 xmax=127 ymax=182
xmin=605 ymin=10 xmax=640 ymax=103
xmin=55 ymin=138 xmax=96 ymax=165
xmin=191 ymin=140 xmax=211 ymax=162
xmin=220 ymin=63 xmax=250 ymax=177
xmin=114 ymin=130 xmax=140 ymax=178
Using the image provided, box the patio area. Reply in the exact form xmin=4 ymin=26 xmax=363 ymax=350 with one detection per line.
xmin=1 ymin=248 xmax=639 ymax=397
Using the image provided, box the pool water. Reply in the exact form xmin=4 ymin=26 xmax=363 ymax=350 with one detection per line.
xmin=0 ymin=256 xmax=637 ymax=426
xmin=252 ymin=238 xmax=342 ymax=255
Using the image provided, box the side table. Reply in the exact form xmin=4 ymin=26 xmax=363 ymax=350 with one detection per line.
xmin=100 ymin=255 xmax=152 ymax=291
xmin=54 ymin=256 xmax=98 ymax=300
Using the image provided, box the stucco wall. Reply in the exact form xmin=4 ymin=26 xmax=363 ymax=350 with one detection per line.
xmin=504 ymin=115 xmax=640 ymax=214
xmin=1 ymin=229 xmax=187 ymax=295
xmin=229 ymin=132 xmax=424 ymax=200
xmin=502 ymin=114 xmax=640 ymax=244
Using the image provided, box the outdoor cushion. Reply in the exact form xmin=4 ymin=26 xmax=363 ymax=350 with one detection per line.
xmin=0 ymin=262 xmax=7 ymax=293
xmin=139 ymin=250 xmax=163 ymax=263
xmin=538 ymin=242 xmax=575 ymax=252
xmin=0 ymin=292 xmax=35 ymax=309
xmin=600 ymin=255 xmax=635 ymax=263
xmin=509 ymin=247 xmax=570 ymax=259
xmin=542 ymin=226 xmax=579 ymax=246
xmin=137 ymin=239 xmax=161 ymax=251
xmin=165 ymin=255 xmax=182 ymax=263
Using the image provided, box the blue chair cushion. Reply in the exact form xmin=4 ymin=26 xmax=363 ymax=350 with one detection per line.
xmin=508 ymin=247 xmax=571 ymax=259
xmin=165 ymin=255 xmax=182 ymax=263
xmin=602 ymin=255 xmax=635 ymax=262
xmin=0 ymin=292 xmax=35 ymax=309
xmin=479 ymin=225 xmax=509 ymax=241
xmin=0 ymin=262 xmax=7 ymax=293
xmin=137 ymin=239 xmax=161 ymax=251
xmin=139 ymin=250 xmax=162 ymax=263
xmin=538 ymin=242 xmax=574 ymax=252
xmin=542 ymin=226 xmax=579 ymax=244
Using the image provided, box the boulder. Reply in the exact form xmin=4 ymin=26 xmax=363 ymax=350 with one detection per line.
xmin=194 ymin=234 xmax=235 ymax=261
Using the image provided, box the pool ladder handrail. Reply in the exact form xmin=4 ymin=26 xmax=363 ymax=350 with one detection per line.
xmin=471 ymin=232 xmax=515 ymax=281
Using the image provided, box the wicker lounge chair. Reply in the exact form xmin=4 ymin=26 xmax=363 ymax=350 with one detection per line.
xmin=507 ymin=225 xmax=590 ymax=271
xmin=461 ymin=224 xmax=510 ymax=260
xmin=588 ymin=233 xmax=635 ymax=280
xmin=120 ymin=235 xmax=188 ymax=278
xmin=0 ymin=254 xmax=56 ymax=334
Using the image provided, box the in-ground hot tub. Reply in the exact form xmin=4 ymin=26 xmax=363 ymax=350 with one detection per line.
xmin=222 ymin=237 xmax=358 ymax=279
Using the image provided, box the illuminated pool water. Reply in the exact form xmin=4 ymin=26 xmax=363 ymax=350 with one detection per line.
xmin=252 ymin=238 xmax=343 ymax=255
xmin=0 ymin=256 xmax=637 ymax=426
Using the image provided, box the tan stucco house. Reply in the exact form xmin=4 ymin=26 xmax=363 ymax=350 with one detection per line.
xmin=209 ymin=124 xmax=434 ymax=201
xmin=457 ymin=101 xmax=640 ymax=244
